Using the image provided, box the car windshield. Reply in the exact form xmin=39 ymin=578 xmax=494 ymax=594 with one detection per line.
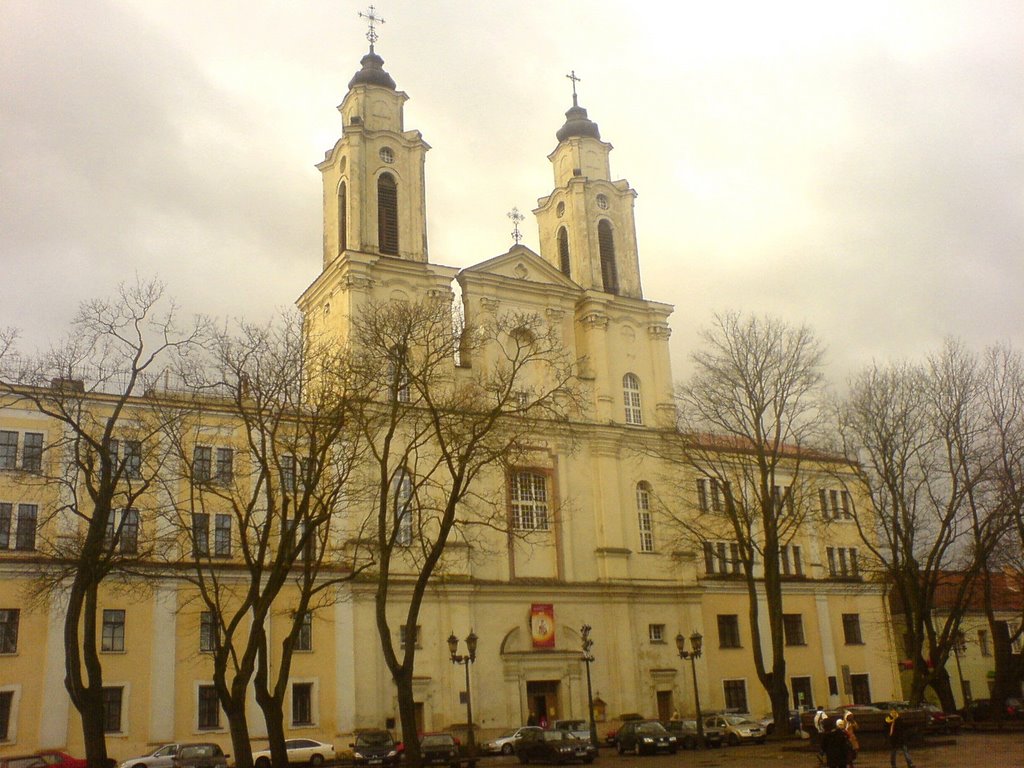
xmin=543 ymin=731 xmax=570 ymax=742
xmin=724 ymin=715 xmax=753 ymax=725
xmin=636 ymin=722 xmax=668 ymax=734
xmin=357 ymin=732 xmax=393 ymax=746
xmin=421 ymin=736 xmax=453 ymax=746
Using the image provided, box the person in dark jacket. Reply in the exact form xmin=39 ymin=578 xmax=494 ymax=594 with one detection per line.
xmin=820 ymin=718 xmax=853 ymax=768
xmin=886 ymin=710 xmax=915 ymax=768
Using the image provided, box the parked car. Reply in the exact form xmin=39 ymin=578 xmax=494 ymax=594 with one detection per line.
xmin=119 ymin=745 xmax=183 ymax=768
xmin=757 ymin=710 xmax=802 ymax=735
xmin=661 ymin=719 xmax=723 ymax=749
xmin=485 ymin=726 xmax=543 ymax=755
xmin=920 ymin=703 xmax=963 ymax=734
xmin=704 ymin=714 xmax=765 ymax=746
xmin=552 ymin=719 xmax=592 ymax=742
xmin=170 ymin=744 xmax=227 ymax=768
xmin=351 ymin=730 xmax=401 ymax=767
xmin=514 ymin=728 xmax=596 ymax=764
xmin=34 ymin=753 xmax=87 ymax=768
xmin=614 ymin=720 xmax=677 ymax=755
xmin=418 ymin=733 xmax=460 ymax=767
xmin=0 ymin=757 xmax=47 ymax=768
xmin=604 ymin=714 xmax=644 ymax=747
xmin=252 ymin=738 xmax=335 ymax=767
xmin=959 ymin=697 xmax=1024 ymax=721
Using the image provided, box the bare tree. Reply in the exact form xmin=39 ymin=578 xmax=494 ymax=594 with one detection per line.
xmin=348 ymin=296 xmax=577 ymax=766
xmin=650 ymin=311 xmax=827 ymax=736
xmin=0 ymin=280 xmax=203 ymax=768
xmin=158 ymin=312 xmax=371 ymax=768
xmin=837 ymin=340 xmax=999 ymax=707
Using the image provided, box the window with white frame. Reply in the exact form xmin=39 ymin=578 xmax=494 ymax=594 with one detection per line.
xmin=636 ymin=482 xmax=654 ymax=553
xmin=292 ymin=682 xmax=314 ymax=726
xmin=780 ymin=543 xmax=803 ymax=576
xmin=703 ymin=541 xmax=741 ymax=575
xmin=101 ymin=609 xmax=125 ymax=652
xmin=215 ymin=448 xmax=233 ymax=484
xmin=105 ymin=508 xmax=140 ymax=555
xmin=198 ymin=685 xmax=220 ymax=729
xmin=193 ymin=446 xmax=213 ymax=483
xmin=214 ymin=514 xmax=231 ymax=557
xmin=14 ymin=504 xmax=36 ymax=551
xmin=819 ymin=488 xmax=853 ymax=520
xmin=110 ymin=439 xmax=142 ymax=479
xmin=199 ymin=611 xmax=217 ymax=653
xmin=623 ymin=373 xmax=643 ymax=425
xmin=281 ymin=454 xmax=296 ymax=492
xmin=192 ymin=513 xmax=210 ymax=557
xmin=0 ymin=432 xmax=15 ymax=470
xmin=0 ymin=609 xmax=18 ymax=654
xmin=648 ymin=624 xmax=665 ymax=643
xmin=102 ymin=687 xmax=123 ymax=733
xmin=826 ymin=546 xmax=859 ymax=577
xmin=510 ymin=471 xmax=550 ymax=531
xmin=0 ymin=431 xmax=43 ymax=473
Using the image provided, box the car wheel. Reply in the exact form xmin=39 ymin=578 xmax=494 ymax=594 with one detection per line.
xmin=502 ymin=744 xmax=514 ymax=756
xmin=311 ymin=756 xmax=325 ymax=767
xmin=728 ymin=733 xmax=739 ymax=747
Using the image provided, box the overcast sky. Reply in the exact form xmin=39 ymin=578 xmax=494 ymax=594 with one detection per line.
xmin=2 ymin=0 xmax=1022 ymax=384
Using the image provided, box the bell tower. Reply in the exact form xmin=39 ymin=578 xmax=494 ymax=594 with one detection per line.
xmin=317 ymin=10 xmax=430 ymax=267
xmin=534 ymin=73 xmax=642 ymax=299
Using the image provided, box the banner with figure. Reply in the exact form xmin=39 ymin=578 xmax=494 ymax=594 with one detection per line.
xmin=530 ymin=603 xmax=555 ymax=648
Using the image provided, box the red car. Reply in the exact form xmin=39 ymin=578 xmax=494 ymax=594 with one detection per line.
xmin=35 ymin=754 xmax=87 ymax=768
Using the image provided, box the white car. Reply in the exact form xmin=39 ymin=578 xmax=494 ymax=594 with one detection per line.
xmin=252 ymin=738 xmax=336 ymax=767
xmin=484 ymin=726 xmax=542 ymax=755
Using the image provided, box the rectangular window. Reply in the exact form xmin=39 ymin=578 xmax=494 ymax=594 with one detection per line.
xmin=648 ymin=624 xmax=665 ymax=643
xmin=0 ymin=690 xmax=12 ymax=741
xmin=978 ymin=630 xmax=991 ymax=657
xmin=638 ymin=510 xmax=654 ymax=553
xmin=0 ymin=432 xmax=16 ymax=470
xmin=101 ymin=609 xmax=125 ymax=652
xmin=192 ymin=513 xmax=210 ymax=557
xmin=400 ymin=624 xmax=421 ymax=649
xmin=696 ymin=478 xmax=708 ymax=512
xmin=842 ymin=613 xmax=863 ymax=645
xmin=122 ymin=440 xmax=142 ymax=478
xmin=102 ymin=687 xmax=123 ymax=733
xmin=772 ymin=484 xmax=795 ymax=516
xmin=696 ymin=478 xmax=729 ymax=513
xmin=200 ymin=611 xmax=217 ymax=653
xmin=281 ymin=455 xmax=296 ymax=492
xmin=292 ymin=682 xmax=313 ymax=726
xmin=296 ymin=612 xmax=312 ymax=652
xmin=198 ymin=685 xmax=220 ymax=729
xmin=826 ymin=546 xmax=859 ymax=577
xmin=510 ymin=471 xmax=549 ymax=531
xmin=215 ymin=448 xmax=233 ymax=484
xmin=783 ymin=614 xmax=806 ymax=646
xmin=214 ymin=514 xmax=231 ymax=557
xmin=791 ymin=676 xmax=814 ymax=709
xmin=121 ymin=509 xmax=139 ymax=555
xmin=0 ymin=609 xmax=19 ymax=653
xmin=193 ymin=446 xmax=212 ymax=483
xmin=717 ymin=614 xmax=741 ymax=648
xmin=21 ymin=433 xmax=42 ymax=472
xmin=0 ymin=503 xmax=10 ymax=549
xmin=15 ymin=504 xmax=37 ymax=551
xmin=819 ymin=488 xmax=853 ymax=520
xmin=703 ymin=541 xmax=741 ymax=575
xmin=723 ymin=679 xmax=748 ymax=712
xmin=780 ymin=544 xmax=803 ymax=576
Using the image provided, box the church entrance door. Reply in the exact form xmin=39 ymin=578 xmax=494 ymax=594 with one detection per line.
xmin=526 ymin=680 xmax=560 ymax=727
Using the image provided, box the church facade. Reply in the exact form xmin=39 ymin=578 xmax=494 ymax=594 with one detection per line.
xmin=0 ymin=44 xmax=900 ymax=759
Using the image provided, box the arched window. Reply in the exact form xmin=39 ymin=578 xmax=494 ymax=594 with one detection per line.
xmin=338 ymin=181 xmax=347 ymax=253
xmin=377 ymin=173 xmax=399 ymax=256
xmin=388 ymin=344 xmax=410 ymax=403
xmin=598 ymin=219 xmax=618 ymax=294
xmin=623 ymin=373 xmax=642 ymax=425
xmin=392 ymin=469 xmax=413 ymax=546
xmin=557 ymin=226 xmax=571 ymax=277
xmin=636 ymin=482 xmax=654 ymax=553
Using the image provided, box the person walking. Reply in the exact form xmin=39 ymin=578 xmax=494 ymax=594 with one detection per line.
xmin=887 ymin=710 xmax=915 ymax=768
xmin=813 ymin=705 xmax=828 ymax=766
xmin=820 ymin=718 xmax=853 ymax=768
xmin=837 ymin=712 xmax=859 ymax=767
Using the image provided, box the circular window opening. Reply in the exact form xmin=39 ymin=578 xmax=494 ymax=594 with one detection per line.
xmin=596 ymin=194 xmax=609 ymax=210
xmin=379 ymin=147 xmax=395 ymax=164
xmin=556 ymin=201 xmax=565 ymax=218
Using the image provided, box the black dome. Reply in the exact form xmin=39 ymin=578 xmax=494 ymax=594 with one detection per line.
xmin=347 ymin=50 xmax=396 ymax=90
xmin=556 ymin=103 xmax=601 ymax=142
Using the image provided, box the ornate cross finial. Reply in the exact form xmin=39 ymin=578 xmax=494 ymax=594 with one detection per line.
xmin=359 ymin=5 xmax=385 ymax=50
xmin=508 ymin=207 xmax=525 ymax=245
xmin=566 ymin=70 xmax=581 ymax=106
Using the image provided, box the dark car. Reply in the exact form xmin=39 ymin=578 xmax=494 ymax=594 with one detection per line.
xmin=614 ymin=720 xmax=677 ymax=755
xmin=661 ymin=719 xmax=723 ymax=749
xmin=514 ymin=729 xmax=596 ymax=764
xmin=352 ymin=730 xmax=401 ymax=767
xmin=920 ymin=703 xmax=963 ymax=734
xmin=419 ymin=733 xmax=460 ymax=767
xmin=170 ymin=744 xmax=227 ymax=768
xmin=960 ymin=697 xmax=1024 ymax=721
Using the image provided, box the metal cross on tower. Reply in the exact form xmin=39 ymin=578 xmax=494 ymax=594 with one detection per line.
xmin=508 ymin=207 xmax=525 ymax=245
xmin=566 ymin=70 xmax=581 ymax=106
xmin=359 ymin=5 xmax=385 ymax=50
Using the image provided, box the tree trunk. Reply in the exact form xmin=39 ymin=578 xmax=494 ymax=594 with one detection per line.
xmin=64 ymin=577 xmax=111 ymax=768
xmin=257 ymin=695 xmax=287 ymax=768
xmin=226 ymin=702 xmax=254 ymax=768
xmin=395 ymin=667 xmax=422 ymax=768
xmin=928 ymin=666 xmax=957 ymax=712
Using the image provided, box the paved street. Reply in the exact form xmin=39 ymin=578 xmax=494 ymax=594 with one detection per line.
xmin=483 ymin=731 xmax=1023 ymax=768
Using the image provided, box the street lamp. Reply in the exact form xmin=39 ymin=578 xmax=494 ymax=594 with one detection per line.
xmin=448 ymin=631 xmax=479 ymax=766
xmin=952 ymin=631 xmax=972 ymax=722
xmin=676 ymin=632 xmax=705 ymax=750
xmin=580 ymin=624 xmax=598 ymax=748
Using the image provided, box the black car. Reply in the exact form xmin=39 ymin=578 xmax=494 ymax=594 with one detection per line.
xmin=419 ymin=733 xmax=460 ymax=768
xmin=514 ymin=729 xmax=596 ymax=764
xmin=661 ymin=719 xmax=724 ymax=749
xmin=351 ymin=730 xmax=401 ymax=767
xmin=614 ymin=720 xmax=677 ymax=755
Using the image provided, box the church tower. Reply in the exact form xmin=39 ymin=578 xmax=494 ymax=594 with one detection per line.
xmin=316 ymin=20 xmax=430 ymax=268
xmin=533 ymin=78 xmax=643 ymax=299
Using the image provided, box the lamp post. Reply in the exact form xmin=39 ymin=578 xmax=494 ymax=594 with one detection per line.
xmin=580 ymin=624 xmax=598 ymax=748
xmin=448 ymin=631 xmax=478 ymax=766
xmin=676 ymin=632 xmax=705 ymax=750
xmin=952 ymin=631 xmax=972 ymax=722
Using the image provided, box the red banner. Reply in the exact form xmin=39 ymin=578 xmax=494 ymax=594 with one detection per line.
xmin=531 ymin=603 xmax=555 ymax=648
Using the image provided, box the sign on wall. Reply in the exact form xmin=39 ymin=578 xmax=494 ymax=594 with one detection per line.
xmin=530 ymin=603 xmax=555 ymax=648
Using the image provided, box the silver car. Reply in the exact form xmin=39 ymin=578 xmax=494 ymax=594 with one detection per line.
xmin=484 ymin=726 xmax=542 ymax=755
xmin=119 ymin=745 xmax=181 ymax=768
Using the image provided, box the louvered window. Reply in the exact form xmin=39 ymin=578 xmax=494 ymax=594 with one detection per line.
xmin=377 ymin=173 xmax=399 ymax=255
xmin=598 ymin=219 xmax=618 ymax=294
xmin=557 ymin=226 xmax=570 ymax=276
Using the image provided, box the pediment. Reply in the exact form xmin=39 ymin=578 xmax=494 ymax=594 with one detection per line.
xmin=459 ymin=245 xmax=580 ymax=291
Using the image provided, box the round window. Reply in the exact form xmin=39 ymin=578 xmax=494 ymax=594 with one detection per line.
xmin=556 ymin=201 xmax=565 ymax=218
xmin=379 ymin=147 xmax=394 ymax=164
xmin=596 ymin=194 xmax=609 ymax=210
